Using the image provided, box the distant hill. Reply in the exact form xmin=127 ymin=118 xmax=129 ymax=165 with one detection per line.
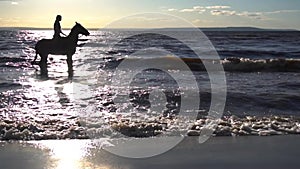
xmin=199 ymin=27 xmax=298 ymax=32
xmin=154 ymin=27 xmax=298 ymax=32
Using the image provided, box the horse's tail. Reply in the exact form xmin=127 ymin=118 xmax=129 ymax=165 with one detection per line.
xmin=31 ymin=40 xmax=40 ymax=65
xmin=31 ymin=52 xmax=38 ymax=65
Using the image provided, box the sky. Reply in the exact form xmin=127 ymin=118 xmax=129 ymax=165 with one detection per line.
xmin=0 ymin=0 xmax=300 ymax=29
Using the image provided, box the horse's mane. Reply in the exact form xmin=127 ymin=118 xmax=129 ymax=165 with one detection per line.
xmin=66 ymin=23 xmax=89 ymax=38
xmin=70 ymin=24 xmax=77 ymax=33
xmin=68 ymin=24 xmax=79 ymax=37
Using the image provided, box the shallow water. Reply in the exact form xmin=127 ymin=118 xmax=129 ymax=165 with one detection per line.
xmin=0 ymin=29 xmax=300 ymax=140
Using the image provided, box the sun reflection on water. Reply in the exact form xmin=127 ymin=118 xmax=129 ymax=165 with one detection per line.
xmin=31 ymin=140 xmax=111 ymax=169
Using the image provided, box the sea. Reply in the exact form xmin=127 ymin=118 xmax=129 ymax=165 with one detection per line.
xmin=0 ymin=28 xmax=300 ymax=140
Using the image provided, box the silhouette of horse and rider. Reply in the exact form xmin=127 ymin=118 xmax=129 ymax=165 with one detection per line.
xmin=32 ymin=15 xmax=90 ymax=77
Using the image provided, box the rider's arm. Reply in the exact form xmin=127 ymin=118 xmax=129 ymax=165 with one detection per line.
xmin=61 ymin=31 xmax=67 ymax=36
xmin=57 ymin=22 xmax=67 ymax=36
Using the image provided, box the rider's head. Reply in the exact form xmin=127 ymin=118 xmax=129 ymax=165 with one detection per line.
xmin=56 ymin=15 xmax=62 ymax=21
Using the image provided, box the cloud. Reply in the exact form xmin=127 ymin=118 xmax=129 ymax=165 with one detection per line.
xmin=169 ymin=5 xmax=231 ymax=14
xmin=167 ymin=8 xmax=177 ymax=12
xmin=179 ymin=6 xmax=206 ymax=13
xmin=165 ymin=4 xmax=300 ymax=21
xmin=264 ymin=10 xmax=300 ymax=14
xmin=238 ymin=10 xmax=300 ymax=20
xmin=211 ymin=10 xmax=236 ymax=16
xmin=210 ymin=10 xmax=265 ymax=20
xmin=237 ymin=12 xmax=264 ymax=20
xmin=180 ymin=8 xmax=196 ymax=12
xmin=206 ymin=6 xmax=231 ymax=9
xmin=0 ymin=0 xmax=20 ymax=2
xmin=0 ymin=0 xmax=20 ymax=5
xmin=236 ymin=10 xmax=300 ymax=20
xmin=209 ymin=8 xmax=300 ymax=19
xmin=238 ymin=12 xmax=262 ymax=17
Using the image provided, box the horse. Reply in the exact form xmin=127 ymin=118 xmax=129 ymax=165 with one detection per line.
xmin=33 ymin=22 xmax=90 ymax=76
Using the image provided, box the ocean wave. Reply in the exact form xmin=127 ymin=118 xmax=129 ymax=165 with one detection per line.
xmin=1 ymin=114 xmax=300 ymax=140
xmin=0 ymin=82 xmax=22 ymax=90
xmin=221 ymin=58 xmax=300 ymax=72
xmin=102 ymin=57 xmax=300 ymax=72
xmin=1 ymin=54 xmax=300 ymax=72
xmin=0 ymin=57 xmax=27 ymax=63
xmin=0 ymin=56 xmax=32 ymax=68
xmin=180 ymin=57 xmax=300 ymax=72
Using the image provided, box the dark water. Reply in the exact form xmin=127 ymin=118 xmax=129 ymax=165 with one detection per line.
xmin=206 ymin=31 xmax=300 ymax=59
xmin=0 ymin=29 xmax=300 ymax=140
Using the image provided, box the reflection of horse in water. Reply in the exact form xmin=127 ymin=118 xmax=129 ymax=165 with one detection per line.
xmin=33 ymin=22 xmax=90 ymax=76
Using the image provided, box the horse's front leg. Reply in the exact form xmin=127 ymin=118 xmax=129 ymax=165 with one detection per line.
xmin=39 ymin=54 xmax=48 ymax=76
xmin=67 ymin=54 xmax=73 ymax=76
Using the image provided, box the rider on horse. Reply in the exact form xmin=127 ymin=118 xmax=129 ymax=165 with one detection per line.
xmin=33 ymin=19 xmax=90 ymax=76
xmin=53 ymin=15 xmax=67 ymax=39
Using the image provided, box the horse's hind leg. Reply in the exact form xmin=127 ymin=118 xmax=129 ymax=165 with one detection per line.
xmin=39 ymin=54 xmax=48 ymax=76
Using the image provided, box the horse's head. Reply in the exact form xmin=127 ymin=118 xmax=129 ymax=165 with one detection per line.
xmin=73 ymin=22 xmax=90 ymax=36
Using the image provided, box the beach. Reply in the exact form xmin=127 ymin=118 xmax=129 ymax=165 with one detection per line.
xmin=1 ymin=135 xmax=300 ymax=169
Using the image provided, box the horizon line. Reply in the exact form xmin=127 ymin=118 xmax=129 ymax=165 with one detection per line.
xmin=0 ymin=26 xmax=298 ymax=31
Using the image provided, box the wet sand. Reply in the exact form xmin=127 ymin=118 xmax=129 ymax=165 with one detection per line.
xmin=1 ymin=135 xmax=300 ymax=169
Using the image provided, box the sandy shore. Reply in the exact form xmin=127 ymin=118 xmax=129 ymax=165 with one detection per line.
xmin=1 ymin=135 xmax=300 ymax=169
